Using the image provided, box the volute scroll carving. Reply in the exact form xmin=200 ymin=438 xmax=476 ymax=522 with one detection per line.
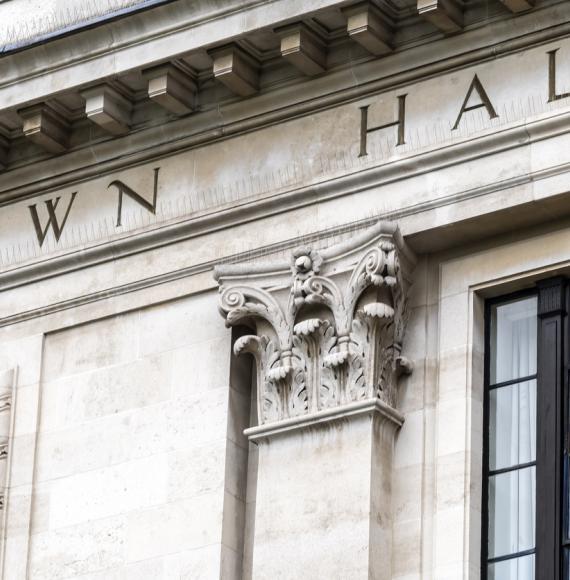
xmin=215 ymin=221 xmax=416 ymax=429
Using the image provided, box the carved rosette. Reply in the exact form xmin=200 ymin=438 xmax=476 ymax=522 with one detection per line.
xmin=215 ymin=221 xmax=416 ymax=428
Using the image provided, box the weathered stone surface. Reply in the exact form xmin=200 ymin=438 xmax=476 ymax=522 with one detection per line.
xmin=209 ymin=44 xmax=259 ymax=97
xmin=417 ymin=0 xmax=463 ymax=33
xmin=81 ymin=85 xmax=132 ymax=136
xmin=0 ymin=1 xmax=566 ymax=579
xmin=143 ymin=64 xmax=197 ymax=115
xmin=276 ymin=23 xmax=327 ymax=76
xmin=343 ymin=2 xmax=392 ymax=56
xmin=18 ymin=104 xmax=70 ymax=153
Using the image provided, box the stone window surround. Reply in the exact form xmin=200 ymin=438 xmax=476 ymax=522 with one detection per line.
xmin=434 ymin=225 xmax=570 ymax=579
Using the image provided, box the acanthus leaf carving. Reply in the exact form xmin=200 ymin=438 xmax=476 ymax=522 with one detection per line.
xmin=216 ymin=221 xmax=416 ymax=427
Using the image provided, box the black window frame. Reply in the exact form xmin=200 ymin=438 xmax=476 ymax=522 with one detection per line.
xmin=482 ymin=278 xmax=568 ymax=580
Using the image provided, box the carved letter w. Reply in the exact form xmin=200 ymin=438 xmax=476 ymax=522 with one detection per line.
xmin=109 ymin=167 xmax=160 ymax=227
xmin=28 ymin=192 xmax=78 ymax=247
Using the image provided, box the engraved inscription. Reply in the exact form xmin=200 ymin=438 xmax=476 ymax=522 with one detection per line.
xmin=452 ymin=75 xmax=498 ymax=131
xmin=359 ymin=94 xmax=406 ymax=157
xmin=547 ymin=49 xmax=570 ymax=103
xmin=109 ymin=167 xmax=160 ymax=227
xmin=28 ymin=192 xmax=78 ymax=247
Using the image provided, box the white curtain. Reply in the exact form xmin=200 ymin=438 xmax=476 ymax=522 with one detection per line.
xmin=489 ymin=297 xmax=537 ymax=580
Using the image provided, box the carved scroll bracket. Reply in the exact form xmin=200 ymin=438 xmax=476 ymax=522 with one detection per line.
xmin=214 ymin=221 xmax=416 ymax=438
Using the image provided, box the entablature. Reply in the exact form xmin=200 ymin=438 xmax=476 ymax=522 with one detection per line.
xmin=0 ymin=0 xmax=553 ymax=175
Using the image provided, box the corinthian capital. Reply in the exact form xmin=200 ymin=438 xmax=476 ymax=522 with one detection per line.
xmin=214 ymin=221 xmax=416 ymax=434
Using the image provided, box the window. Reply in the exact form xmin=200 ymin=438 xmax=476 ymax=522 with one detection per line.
xmin=483 ymin=279 xmax=568 ymax=580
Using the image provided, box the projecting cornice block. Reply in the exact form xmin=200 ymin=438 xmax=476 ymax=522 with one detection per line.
xmin=342 ymin=2 xmax=393 ymax=56
xmin=498 ymin=0 xmax=534 ymax=12
xmin=417 ymin=0 xmax=463 ymax=33
xmin=276 ymin=23 xmax=326 ymax=76
xmin=143 ymin=64 xmax=197 ymax=115
xmin=81 ymin=85 xmax=132 ymax=136
xmin=18 ymin=104 xmax=70 ymax=154
xmin=209 ymin=45 xmax=259 ymax=97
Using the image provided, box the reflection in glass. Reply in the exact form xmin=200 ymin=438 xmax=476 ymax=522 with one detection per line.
xmin=488 ymin=555 xmax=534 ymax=580
xmin=488 ymin=467 xmax=536 ymax=559
xmin=489 ymin=380 xmax=536 ymax=471
xmin=490 ymin=297 xmax=537 ymax=384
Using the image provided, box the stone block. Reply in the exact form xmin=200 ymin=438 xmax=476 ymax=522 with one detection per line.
xmin=251 ymin=414 xmax=397 ymax=579
xmin=138 ymin=293 xmax=227 ymax=356
xmin=343 ymin=2 xmax=393 ymax=56
xmin=417 ymin=0 xmax=463 ymax=33
xmin=166 ymin=439 xmax=227 ymax=502
xmin=143 ymin=64 xmax=197 ymax=115
xmin=29 ymin=515 xmax=126 ymax=580
xmin=42 ymin=313 xmax=140 ymax=381
xmin=48 ymin=454 xmax=169 ymax=529
xmin=81 ymin=84 xmax=132 ymax=136
xmin=276 ymin=23 xmax=326 ymax=76
xmin=209 ymin=44 xmax=259 ymax=97
xmin=41 ymin=351 xmax=173 ymax=432
xmin=18 ymin=104 xmax=70 ymax=154
xmin=164 ymin=544 xmax=222 ymax=579
xmin=170 ymin=336 xmax=232 ymax=397
xmin=125 ymin=492 xmax=224 ymax=563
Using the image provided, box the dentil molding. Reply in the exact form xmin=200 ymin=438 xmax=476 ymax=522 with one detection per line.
xmin=215 ymin=220 xmax=416 ymax=438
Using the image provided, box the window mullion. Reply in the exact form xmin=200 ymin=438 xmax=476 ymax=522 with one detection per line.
xmin=536 ymin=277 xmax=566 ymax=580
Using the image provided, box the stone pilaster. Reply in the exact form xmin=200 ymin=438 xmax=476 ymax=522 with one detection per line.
xmin=215 ymin=221 xmax=415 ymax=578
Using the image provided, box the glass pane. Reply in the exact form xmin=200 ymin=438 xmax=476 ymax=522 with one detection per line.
xmin=488 ymin=466 xmax=536 ymax=559
xmin=564 ymin=548 xmax=570 ymax=580
xmin=489 ymin=380 xmax=537 ymax=471
xmin=490 ymin=297 xmax=537 ymax=384
xmin=488 ymin=554 xmax=534 ymax=580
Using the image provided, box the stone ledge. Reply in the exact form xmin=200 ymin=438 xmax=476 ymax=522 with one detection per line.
xmin=245 ymin=398 xmax=405 ymax=442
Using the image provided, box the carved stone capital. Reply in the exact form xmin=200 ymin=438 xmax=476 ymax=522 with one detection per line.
xmin=215 ymin=221 xmax=416 ymax=436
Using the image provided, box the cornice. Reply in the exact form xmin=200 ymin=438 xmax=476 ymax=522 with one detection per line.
xmin=0 ymin=2 xmax=569 ymax=204
xmin=0 ymin=0 xmax=342 ymax=107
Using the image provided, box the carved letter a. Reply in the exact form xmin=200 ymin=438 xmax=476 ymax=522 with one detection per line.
xmin=452 ymin=75 xmax=498 ymax=131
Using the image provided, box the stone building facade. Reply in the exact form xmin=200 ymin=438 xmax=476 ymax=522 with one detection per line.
xmin=0 ymin=0 xmax=568 ymax=578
